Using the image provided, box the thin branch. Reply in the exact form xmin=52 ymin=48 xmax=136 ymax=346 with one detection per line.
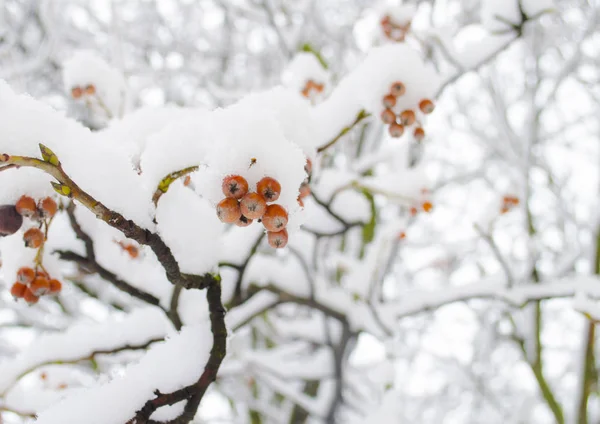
xmin=316 ymin=110 xmax=370 ymax=153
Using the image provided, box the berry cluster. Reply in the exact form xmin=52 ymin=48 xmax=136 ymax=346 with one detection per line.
xmin=301 ymin=80 xmax=324 ymax=101
xmin=380 ymin=81 xmax=435 ymax=141
xmin=409 ymin=189 xmax=433 ymax=216
xmin=217 ymin=175 xmax=290 ymax=249
xmin=8 ymin=195 xmax=63 ymax=304
xmin=381 ymin=15 xmax=411 ymax=42
xmin=11 ymin=267 xmax=62 ymax=305
xmin=500 ymin=195 xmax=519 ymax=214
xmin=71 ymin=84 xmax=96 ymax=99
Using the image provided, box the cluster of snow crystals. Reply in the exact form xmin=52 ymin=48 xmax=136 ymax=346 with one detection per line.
xmin=62 ymin=50 xmax=127 ymax=119
xmin=312 ymin=44 xmax=439 ymax=146
xmin=282 ymin=52 xmax=331 ymax=97
xmin=155 ymin=183 xmax=222 ymax=275
xmin=0 ymin=81 xmax=155 ymax=228
xmin=35 ymin=322 xmax=211 ymax=424
xmin=481 ymin=0 xmax=554 ymax=32
xmin=0 ymin=308 xmax=169 ymax=395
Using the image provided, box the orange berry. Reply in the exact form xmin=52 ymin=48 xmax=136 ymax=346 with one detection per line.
xmin=23 ymin=228 xmax=44 ymax=248
xmin=299 ymin=183 xmax=311 ymax=199
xmin=419 ymin=99 xmax=435 ymax=114
xmin=84 ymin=84 xmax=96 ymax=95
xmin=381 ymin=15 xmax=391 ymax=26
xmin=500 ymin=206 xmax=510 ymax=214
xmin=17 ymin=267 xmax=35 ymax=284
xmin=390 ymin=81 xmax=406 ymax=97
xmin=382 ymin=94 xmax=396 ymax=109
xmin=216 ymin=198 xmax=242 ymax=223
xmin=38 ymin=197 xmax=58 ymax=218
xmin=235 ymin=215 xmax=253 ymax=227
xmin=15 ymin=195 xmax=37 ymax=217
xmin=399 ymin=110 xmax=416 ymax=126
xmin=125 ymin=244 xmax=139 ymax=259
xmin=389 ymin=123 xmax=405 ymax=138
xmin=10 ymin=282 xmax=27 ymax=298
xmin=398 ymin=231 xmax=406 ymax=240
xmin=48 ymin=279 xmax=62 ymax=294
xmin=381 ymin=108 xmax=396 ymax=124
xmin=23 ymin=287 xmax=39 ymax=305
xmin=314 ymin=83 xmax=325 ymax=93
xmin=35 ymin=269 xmax=49 ymax=280
xmin=240 ymin=193 xmax=267 ymax=220
xmin=267 ymin=229 xmax=288 ymax=249
xmin=301 ymin=86 xmax=311 ymax=98
xmin=410 ymin=206 xmax=418 ymax=216
xmin=305 ymin=158 xmax=312 ymax=175
xmin=297 ymin=196 xmax=304 ymax=207
xmin=413 ymin=127 xmax=425 ymax=142
xmin=71 ymin=87 xmax=83 ymax=99
xmin=422 ymin=201 xmax=433 ymax=213
xmin=222 ymin=175 xmax=249 ymax=199
xmin=256 ymin=177 xmax=281 ymax=203
xmin=30 ymin=278 xmax=50 ymax=296
xmin=262 ymin=204 xmax=288 ymax=232
xmin=183 ymin=175 xmax=192 ymax=186
xmin=503 ymin=195 xmax=520 ymax=205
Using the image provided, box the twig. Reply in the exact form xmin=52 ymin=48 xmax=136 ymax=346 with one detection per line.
xmin=316 ymin=110 xmax=371 ymax=153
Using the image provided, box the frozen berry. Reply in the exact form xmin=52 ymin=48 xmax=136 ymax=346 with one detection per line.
xmin=124 ymin=244 xmax=139 ymax=259
xmin=30 ymin=278 xmax=50 ymax=296
xmin=216 ymin=198 xmax=242 ymax=223
xmin=10 ymin=282 xmax=26 ymax=299
xmin=16 ymin=195 xmax=37 ymax=217
xmin=410 ymin=206 xmax=418 ymax=216
xmin=262 ymin=204 xmax=288 ymax=232
xmin=38 ymin=197 xmax=58 ymax=218
xmin=419 ymin=99 xmax=435 ymax=114
xmin=256 ymin=177 xmax=281 ymax=202
xmin=389 ymin=123 xmax=405 ymax=138
xmin=267 ymin=229 xmax=288 ymax=249
xmin=0 ymin=205 xmax=23 ymax=236
xmin=85 ymin=84 xmax=96 ymax=95
xmin=240 ymin=193 xmax=267 ymax=220
xmin=17 ymin=267 xmax=35 ymax=284
xmin=381 ymin=109 xmax=396 ymax=125
xmin=222 ymin=175 xmax=249 ymax=199
xmin=422 ymin=201 xmax=433 ymax=213
xmin=500 ymin=206 xmax=510 ymax=214
xmin=413 ymin=127 xmax=425 ymax=142
xmin=71 ymin=87 xmax=83 ymax=99
xmin=382 ymin=94 xmax=396 ymax=109
xmin=23 ymin=228 xmax=44 ymax=248
xmin=23 ymin=287 xmax=39 ymax=305
xmin=390 ymin=81 xmax=406 ymax=97
xmin=399 ymin=110 xmax=416 ymax=126
xmin=235 ymin=215 xmax=253 ymax=228
xmin=298 ymin=196 xmax=304 ymax=207
xmin=299 ymin=183 xmax=311 ymax=199
xmin=305 ymin=159 xmax=312 ymax=175
xmin=183 ymin=175 xmax=192 ymax=186
xmin=36 ymin=269 xmax=49 ymax=280
xmin=381 ymin=15 xmax=391 ymax=26
xmin=503 ymin=195 xmax=519 ymax=205
xmin=49 ymin=279 xmax=62 ymax=294
xmin=398 ymin=232 xmax=406 ymax=240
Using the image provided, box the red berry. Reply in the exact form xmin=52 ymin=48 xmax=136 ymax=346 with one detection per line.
xmin=85 ymin=84 xmax=96 ymax=95
xmin=267 ymin=229 xmax=288 ymax=249
xmin=390 ymin=81 xmax=406 ymax=97
xmin=0 ymin=205 xmax=23 ymax=236
xmin=382 ymin=94 xmax=396 ymax=109
xmin=240 ymin=193 xmax=267 ymax=220
xmin=216 ymin=198 xmax=242 ymax=223
xmin=30 ymin=277 xmax=50 ymax=296
xmin=17 ymin=267 xmax=35 ymax=284
xmin=71 ymin=87 xmax=83 ymax=99
xmin=235 ymin=215 xmax=253 ymax=227
xmin=23 ymin=228 xmax=44 ymax=248
xmin=48 ymin=279 xmax=62 ymax=294
xmin=10 ymin=282 xmax=26 ymax=299
xmin=256 ymin=177 xmax=281 ymax=202
xmin=381 ymin=109 xmax=396 ymax=124
xmin=23 ymin=287 xmax=39 ymax=304
xmin=413 ymin=127 xmax=425 ymax=142
xmin=419 ymin=99 xmax=435 ymax=114
xmin=15 ymin=195 xmax=37 ymax=217
xmin=399 ymin=110 xmax=416 ymax=126
xmin=222 ymin=175 xmax=249 ymax=199
xmin=262 ymin=204 xmax=288 ymax=232
xmin=38 ymin=197 xmax=57 ymax=218
xmin=389 ymin=123 xmax=405 ymax=138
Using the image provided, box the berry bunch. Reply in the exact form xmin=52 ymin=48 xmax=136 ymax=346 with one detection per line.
xmin=381 ymin=15 xmax=411 ymax=42
xmin=500 ymin=195 xmax=519 ymax=214
xmin=380 ymin=81 xmax=435 ymax=141
xmin=71 ymin=84 xmax=97 ymax=99
xmin=217 ymin=175 xmax=289 ymax=249
xmin=301 ymin=80 xmax=325 ymax=101
xmin=11 ymin=267 xmax=62 ymax=305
